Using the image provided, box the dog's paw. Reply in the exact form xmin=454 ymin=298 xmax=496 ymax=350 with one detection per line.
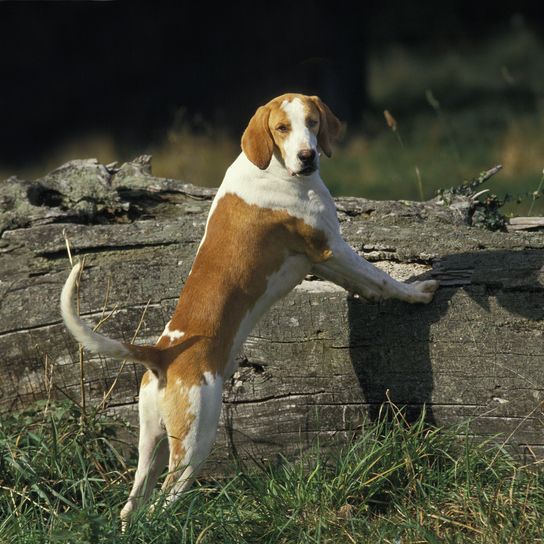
xmin=411 ymin=279 xmax=439 ymax=303
xmin=120 ymin=504 xmax=133 ymax=533
xmin=419 ymin=279 xmax=439 ymax=293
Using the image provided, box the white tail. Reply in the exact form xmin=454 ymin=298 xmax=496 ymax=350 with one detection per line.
xmin=60 ymin=262 xmax=162 ymax=371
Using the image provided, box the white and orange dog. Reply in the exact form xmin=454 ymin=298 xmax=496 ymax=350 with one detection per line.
xmin=61 ymin=93 xmax=438 ymax=523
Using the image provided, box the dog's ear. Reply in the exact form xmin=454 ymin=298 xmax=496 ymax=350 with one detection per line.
xmin=241 ymin=105 xmax=274 ymax=170
xmin=311 ymin=96 xmax=342 ymax=157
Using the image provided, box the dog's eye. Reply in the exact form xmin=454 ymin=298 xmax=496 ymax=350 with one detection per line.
xmin=306 ymin=119 xmax=318 ymax=128
xmin=276 ymin=124 xmax=289 ymax=133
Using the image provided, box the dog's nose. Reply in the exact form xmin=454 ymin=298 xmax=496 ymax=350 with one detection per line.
xmin=297 ymin=149 xmax=316 ymax=163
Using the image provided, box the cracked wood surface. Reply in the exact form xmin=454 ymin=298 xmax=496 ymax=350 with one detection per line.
xmin=1 ymin=157 xmax=543 ymax=471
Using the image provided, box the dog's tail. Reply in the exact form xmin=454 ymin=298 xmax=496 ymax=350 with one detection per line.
xmin=60 ymin=262 xmax=162 ymax=373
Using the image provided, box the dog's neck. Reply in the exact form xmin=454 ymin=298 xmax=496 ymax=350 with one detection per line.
xmin=217 ymin=153 xmax=331 ymax=221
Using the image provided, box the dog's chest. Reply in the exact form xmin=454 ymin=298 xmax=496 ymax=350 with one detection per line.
xmin=216 ymin=153 xmax=340 ymax=237
xmin=201 ymin=192 xmax=332 ymax=270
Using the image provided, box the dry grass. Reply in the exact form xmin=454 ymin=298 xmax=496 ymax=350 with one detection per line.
xmin=149 ymin=126 xmax=238 ymax=184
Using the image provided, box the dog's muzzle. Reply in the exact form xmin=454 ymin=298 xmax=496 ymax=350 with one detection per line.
xmin=294 ymin=149 xmax=317 ymax=176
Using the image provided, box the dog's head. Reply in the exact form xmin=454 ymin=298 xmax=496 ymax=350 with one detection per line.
xmin=241 ymin=94 xmax=342 ymax=176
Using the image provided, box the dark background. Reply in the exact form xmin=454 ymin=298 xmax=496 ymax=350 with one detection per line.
xmin=1 ymin=1 xmax=543 ymax=161
xmin=1 ymin=1 xmax=544 ymax=203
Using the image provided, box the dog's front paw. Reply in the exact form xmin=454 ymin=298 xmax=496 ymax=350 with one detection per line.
xmin=411 ymin=279 xmax=439 ymax=304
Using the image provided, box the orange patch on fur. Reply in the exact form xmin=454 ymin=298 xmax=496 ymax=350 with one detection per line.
xmin=157 ymin=193 xmax=331 ymax=380
xmin=140 ymin=369 xmax=153 ymax=387
xmin=160 ymin=379 xmax=195 ymax=481
xmin=135 ymin=194 xmax=331 ymax=466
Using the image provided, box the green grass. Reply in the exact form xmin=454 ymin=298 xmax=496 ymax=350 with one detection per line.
xmin=1 ymin=401 xmax=543 ymax=543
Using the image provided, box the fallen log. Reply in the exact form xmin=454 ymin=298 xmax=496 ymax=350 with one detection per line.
xmin=507 ymin=216 xmax=544 ymax=232
xmin=1 ymin=157 xmax=543 ymax=471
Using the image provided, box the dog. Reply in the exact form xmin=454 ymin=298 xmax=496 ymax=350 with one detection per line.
xmin=61 ymin=93 xmax=439 ymax=524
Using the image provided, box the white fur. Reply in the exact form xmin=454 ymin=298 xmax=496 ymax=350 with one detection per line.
xmin=60 ymin=262 xmax=132 ymax=360
xmin=312 ymin=240 xmax=438 ymax=304
xmin=281 ymin=97 xmax=318 ymax=174
xmin=181 ymin=371 xmax=223 ymax=466
xmin=160 ymin=320 xmax=185 ymax=344
xmin=120 ymin=375 xmax=168 ymax=525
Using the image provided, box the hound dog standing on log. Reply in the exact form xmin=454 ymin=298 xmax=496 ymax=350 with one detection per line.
xmin=61 ymin=93 xmax=439 ymax=524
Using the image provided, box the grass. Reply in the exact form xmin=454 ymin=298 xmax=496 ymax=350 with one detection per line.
xmin=1 ymin=400 xmax=543 ymax=543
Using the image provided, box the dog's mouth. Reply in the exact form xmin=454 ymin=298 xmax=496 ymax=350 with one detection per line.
xmin=289 ymin=165 xmax=317 ymax=177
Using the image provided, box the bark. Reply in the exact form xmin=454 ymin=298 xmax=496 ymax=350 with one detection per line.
xmin=1 ymin=157 xmax=543 ymax=470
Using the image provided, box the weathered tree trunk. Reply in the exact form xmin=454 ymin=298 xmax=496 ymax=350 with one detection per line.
xmin=1 ymin=158 xmax=543 ymax=471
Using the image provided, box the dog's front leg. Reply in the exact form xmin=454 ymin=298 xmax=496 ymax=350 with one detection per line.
xmin=312 ymin=239 xmax=438 ymax=303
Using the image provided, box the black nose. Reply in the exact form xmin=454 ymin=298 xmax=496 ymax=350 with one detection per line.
xmin=297 ymin=149 xmax=316 ymax=163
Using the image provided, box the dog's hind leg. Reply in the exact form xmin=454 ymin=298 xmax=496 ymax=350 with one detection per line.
xmin=120 ymin=372 xmax=169 ymax=528
xmin=158 ymin=372 xmax=223 ymax=508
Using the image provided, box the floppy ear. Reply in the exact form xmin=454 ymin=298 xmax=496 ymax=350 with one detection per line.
xmin=311 ymin=96 xmax=342 ymax=157
xmin=241 ymin=105 xmax=274 ymax=170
